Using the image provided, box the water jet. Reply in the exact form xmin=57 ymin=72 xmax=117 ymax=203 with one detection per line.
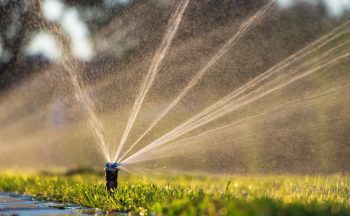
xmin=105 ymin=162 xmax=121 ymax=192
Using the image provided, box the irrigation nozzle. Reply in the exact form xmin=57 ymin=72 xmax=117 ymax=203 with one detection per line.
xmin=105 ymin=162 xmax=120 ymax=192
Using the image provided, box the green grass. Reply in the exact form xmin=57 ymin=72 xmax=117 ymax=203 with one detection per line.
xmin=0 ymin=173 xmax=349 ymax=215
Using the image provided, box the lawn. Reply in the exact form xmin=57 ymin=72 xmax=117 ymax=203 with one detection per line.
xmin=0 ymin=172 xmax=349 ymax=215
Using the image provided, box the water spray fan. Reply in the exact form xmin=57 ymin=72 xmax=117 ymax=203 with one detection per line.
xmin=105 ymin=162 xmax=121 ymax=192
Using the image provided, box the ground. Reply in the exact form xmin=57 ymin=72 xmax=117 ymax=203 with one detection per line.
xmin=0 ymin=172 xmax=349 ymax=215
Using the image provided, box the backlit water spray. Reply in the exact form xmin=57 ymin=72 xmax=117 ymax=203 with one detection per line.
xmin=27 ymin=3 xmax=112 ymax=162
xmin=126 ymin=83 xmax=350 ymax=163
xmin=113 ymin=0 xmax=190 ymax=162
xmin=118 ymin=0 xmax=276 ymax=162
xmin=64 ymin=60 xmax=111 ymax=162
xmin=50 ymin=23 xmax=112 ymax=162
xmin=122 ymin=20 xmax=350 ymax=165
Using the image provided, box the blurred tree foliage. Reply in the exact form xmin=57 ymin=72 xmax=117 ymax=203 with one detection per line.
xmin=0 ymin=0 xmax=282 ymax=91
xmin=0 ymin=0 xmax=127 ymax=90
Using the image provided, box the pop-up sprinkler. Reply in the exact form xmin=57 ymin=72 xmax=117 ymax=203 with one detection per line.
xmin=105 ymin=162 xmax=121 ymax=192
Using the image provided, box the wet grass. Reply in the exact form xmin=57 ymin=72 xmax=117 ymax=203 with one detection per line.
xmin=0 ymin=173 xmax=349 ymax=215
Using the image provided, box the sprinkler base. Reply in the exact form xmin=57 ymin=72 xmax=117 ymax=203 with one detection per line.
xmin=105 ymin=162 xmax=120 ymax=192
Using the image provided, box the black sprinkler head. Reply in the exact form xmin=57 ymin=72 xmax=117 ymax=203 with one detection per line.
xmin=105 ymin=162 xmax=121 ymax=192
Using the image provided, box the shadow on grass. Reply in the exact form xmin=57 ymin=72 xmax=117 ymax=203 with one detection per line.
xmin=39 ymin=167 xmax=103 ymax=177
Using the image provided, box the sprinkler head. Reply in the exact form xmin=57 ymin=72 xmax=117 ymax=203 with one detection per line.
xmin=105 ymin=162 xmax=120 ymax=192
